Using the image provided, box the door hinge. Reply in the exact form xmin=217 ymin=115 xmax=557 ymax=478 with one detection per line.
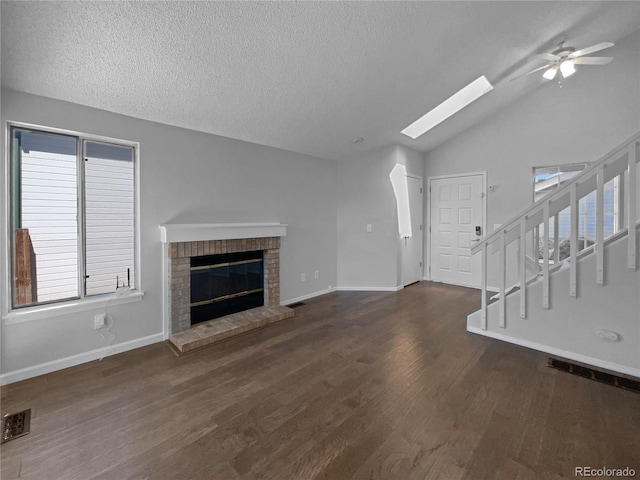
xmin=420 ymin=224 xmax=423 ymax=231
xmin=420 ymin=187 xmax=423 ymax=194
xmin=420 ymin=261 xmax=423 ymax=267
xmin=429 ymin=226 xmax=431 ymax=233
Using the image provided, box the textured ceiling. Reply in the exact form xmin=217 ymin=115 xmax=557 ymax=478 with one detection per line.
xmin=2 ymin=1 xmax=640 ymax=160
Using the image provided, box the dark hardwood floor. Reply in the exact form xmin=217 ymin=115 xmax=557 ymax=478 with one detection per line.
xmin=2 ymin=282 xmax=638 ymax=479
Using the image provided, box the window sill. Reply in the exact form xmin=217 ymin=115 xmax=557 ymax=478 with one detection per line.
xmin=2 ymin=291 xmax=144 ymax=325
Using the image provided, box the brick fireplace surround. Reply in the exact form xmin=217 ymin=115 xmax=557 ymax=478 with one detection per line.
xmin=168 ymin=236 xmax=281 ymax=335
xmin=160 ymin=223 xmax=293 ymax=353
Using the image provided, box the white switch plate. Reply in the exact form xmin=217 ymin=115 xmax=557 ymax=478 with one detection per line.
xmin=366 ymin=224 xmax=372 ymax=233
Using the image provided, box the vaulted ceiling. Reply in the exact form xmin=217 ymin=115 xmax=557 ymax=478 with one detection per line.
xmin=2 ymin=1 xmax=640 ymax=160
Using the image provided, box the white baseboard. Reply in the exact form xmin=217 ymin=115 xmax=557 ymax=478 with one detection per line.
xmin=467 ymin=325 xmax=640 ymax=378
xmin=0 ymin=333 xmax=164 ymax=386
xmin=281 ymin=287 xmax=335 ymax=306
xmin=336 ymin=285 xmax=403 ymax=292
xmin=419 ymin=277 xmax=484 ymax=290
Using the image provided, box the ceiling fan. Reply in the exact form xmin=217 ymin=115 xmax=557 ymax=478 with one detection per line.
xmin=510 ymin=40 xmax=614 ymax=82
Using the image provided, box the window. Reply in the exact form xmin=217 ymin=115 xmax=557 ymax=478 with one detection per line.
xmin=10 ymin=125 xmax=137 ymax=309
xmin=533 ymin=163 xmax=620 ymax=261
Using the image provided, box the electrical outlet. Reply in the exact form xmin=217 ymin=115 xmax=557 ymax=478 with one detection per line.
xmin=366 ymin=224 xmax=372 ymax=233
xmin=94 ymin=313 xmax=106 ymax=329
xmin=301 ymin=272 xmax=306 ymax=282
xmin=314 ymin=270 xmax=319 ymax=279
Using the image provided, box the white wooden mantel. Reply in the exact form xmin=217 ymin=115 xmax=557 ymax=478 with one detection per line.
xmin=159 ymin=223 xmax=287 ymax=243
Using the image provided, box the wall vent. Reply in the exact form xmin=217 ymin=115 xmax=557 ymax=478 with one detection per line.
xmin=2 ymin=409 xmax=31 ymax=443
xmin=548 ymin=358 xmax=640 ymax=393
xmin=288 ymin=302 xmax=306 ymax=308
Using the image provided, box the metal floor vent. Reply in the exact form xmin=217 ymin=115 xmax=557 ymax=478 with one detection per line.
xmin=288 ymin=302 xmax=306 ymax=308
xmin=2 ymin=409 xmax=31 ymax=444
xmin=548 ymin=358 xmax=640 ymax=393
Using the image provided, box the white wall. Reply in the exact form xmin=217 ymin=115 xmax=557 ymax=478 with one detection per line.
xmin=337 ymin=144 xmax=423 ymax=289
xmin=1 ymin=89 xmax=338 ymax=380
xmin=424 ymin=28 xmax=640 ymax=287
xmin=468 ymin=228 xmax=640 ymax=377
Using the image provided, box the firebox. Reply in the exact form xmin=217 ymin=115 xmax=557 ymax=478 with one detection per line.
xmin=190 ymin=250 xmax=264 ymax=325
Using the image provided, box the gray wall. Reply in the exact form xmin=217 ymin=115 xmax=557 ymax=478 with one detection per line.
xmin=337 ymin=144 xmax=423 ymax=289
xmin=3 ymin=26 xmax=638 ymax=381
xmin=1 ymin=89 xmax=338 ymax=376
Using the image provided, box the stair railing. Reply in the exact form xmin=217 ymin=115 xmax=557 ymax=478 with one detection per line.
xmin=471 ymin=132 xmax=640 ymax=330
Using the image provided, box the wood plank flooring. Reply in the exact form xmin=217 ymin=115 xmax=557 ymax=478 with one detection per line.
xmin=1 ymin=282 xmax=639 ymax=480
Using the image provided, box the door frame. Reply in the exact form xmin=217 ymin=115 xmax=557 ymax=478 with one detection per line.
xmin=402 ymin=173 xmax=424 ymax=286
xmin=426 ymin=171 xmax=487 ymax=285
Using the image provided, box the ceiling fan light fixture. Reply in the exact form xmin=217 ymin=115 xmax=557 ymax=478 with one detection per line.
xmin=560 ymin=60 xmax=576 ymax=78
xmin=542 ymin=66 xmax=558 ymax=80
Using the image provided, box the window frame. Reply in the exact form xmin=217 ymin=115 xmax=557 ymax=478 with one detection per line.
xmin=2 ymin=121 xmax=142 ymax=322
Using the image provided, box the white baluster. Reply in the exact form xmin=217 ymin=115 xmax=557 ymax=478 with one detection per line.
xmin=629 ymin=143 xmax=637 ymax=270
xmin=596 ymin=164 xmax=604 ymax=285
xmin=543 ymin=202 xmax=550 ymax=309
xmin=499 ymin=235 xmax=506 ymax=328
xmin=519 ymin=219 xmax=526 ymax=319
xmin=570 ymin=183 xmax=578 ymax=297
xmin=481 ymin=242 xmax=487 ymax=330
xmin=553 ymin=214 xmax=560 ymax=263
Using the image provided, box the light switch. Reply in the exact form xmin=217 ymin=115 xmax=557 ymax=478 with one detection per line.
xmin=366 ymin=224 xmax=372 ymax=233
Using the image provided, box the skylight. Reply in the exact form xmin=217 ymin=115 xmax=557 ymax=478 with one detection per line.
xmin=401 ymin=75 xmax=494 ymax=139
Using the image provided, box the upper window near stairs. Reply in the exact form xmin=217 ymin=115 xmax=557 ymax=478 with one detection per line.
xmin=533 ymin=163 xmax=620 ymax=261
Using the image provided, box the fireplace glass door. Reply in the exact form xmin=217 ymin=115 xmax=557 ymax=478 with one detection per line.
xmin=190 ymin=250 xmax=264 ymax=325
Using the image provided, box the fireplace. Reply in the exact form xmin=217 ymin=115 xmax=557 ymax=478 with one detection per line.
xmin=190 ymin=250 xmax=264 ymax=325
xmin=159 ymin=223 xmax=291 ymax=351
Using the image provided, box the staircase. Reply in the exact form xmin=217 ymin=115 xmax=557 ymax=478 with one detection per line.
xmin=467 ymin=132 xmax=640 ymax=377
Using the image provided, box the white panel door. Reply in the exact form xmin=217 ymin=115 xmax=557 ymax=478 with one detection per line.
xmin=402 ymin=175 xmax=423 ymax=286
xmin=430 ymin=174 xmax=483 ymax=288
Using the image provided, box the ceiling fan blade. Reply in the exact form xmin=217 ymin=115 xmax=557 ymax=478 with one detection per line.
xmin=536 ymin=53 xmax=560 ymax=62
xmin=508 ymin=64 xmax=553 ymax=83
xmin=569 ymin=42 xmax=614 ymax=58
xmin=572 ymin=56 xmax=613 ymax=65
